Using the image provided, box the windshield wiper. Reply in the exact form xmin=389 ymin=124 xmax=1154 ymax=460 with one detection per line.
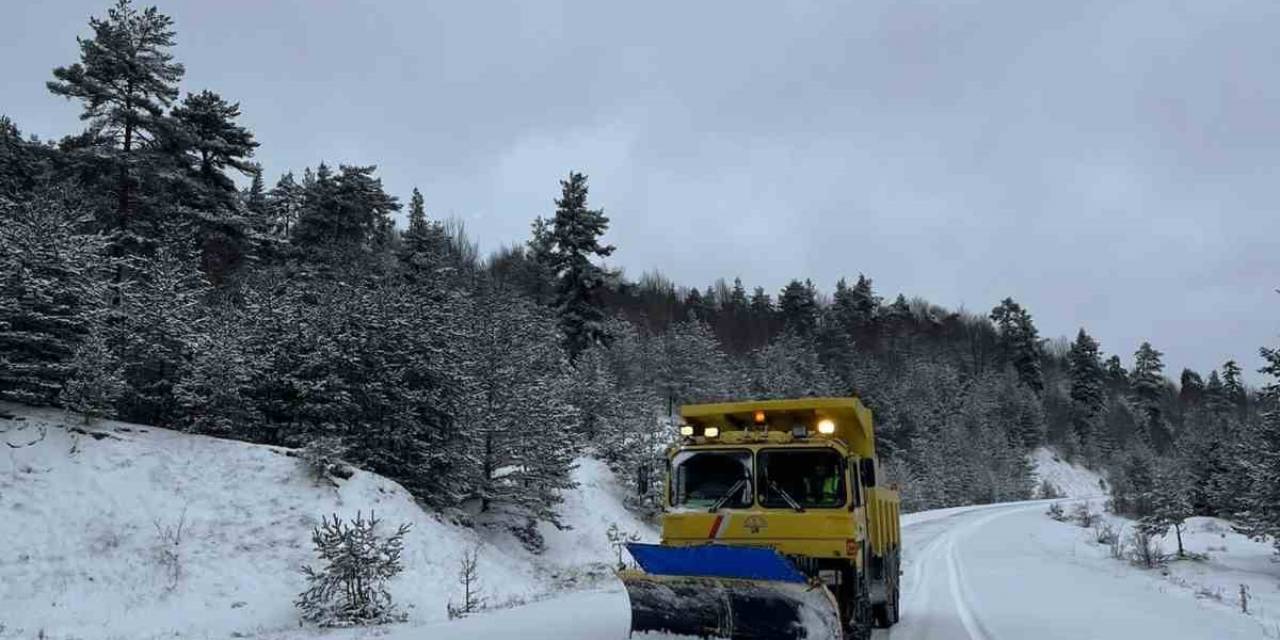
xmin=769 ymin=481 xmax=806 ymax=513
xmin=708 ymin=478 xmax=749 ymax=512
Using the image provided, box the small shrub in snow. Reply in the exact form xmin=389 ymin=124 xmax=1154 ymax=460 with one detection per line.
xmin=447 ymin=546 xmax=484 ymax=619
xmin=1128 ymin=526 xmax=1165 ymax=569
xmin=296 ymin=512 xmax=410 ymax=627
xmin=1046 ymin=502 xmax=1066 ymax=521
xmin=297 ymin=437 xmax=352 ymax=486
xmin=1093 ymin=521 xmax=1119 ymax=546
xmin=1038 ymin=479 xmax=1061 ymax=499
xmin=606 ymin=522 xmax=642 ymax=570
xmin=1107 ymin=524 xmax=1127 ymax=560
xmin=1073 ymin=503 xmax=1098 ymax=528
xmin=152 ymin=509 xmax=188 ymax=590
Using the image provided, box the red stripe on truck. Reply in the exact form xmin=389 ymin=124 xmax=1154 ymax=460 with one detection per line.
xmin=708 ymin=514 xmax=725 ymax=539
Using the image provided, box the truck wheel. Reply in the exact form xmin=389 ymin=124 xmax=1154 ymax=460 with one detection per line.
xmin=871 ymin=549 xmax=901 ymax=627
xmin=890 ymin=549 xmax=901 ymax=624
xmin=847 ymin=571 xmax=873 ymax=640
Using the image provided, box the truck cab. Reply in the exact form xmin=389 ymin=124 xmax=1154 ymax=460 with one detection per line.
xmin=621 ymin=397 xmax=901 ymax=640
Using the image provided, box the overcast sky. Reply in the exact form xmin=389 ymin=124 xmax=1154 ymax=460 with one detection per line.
xmin=4 ymin=0 xmax=1278 ymax=383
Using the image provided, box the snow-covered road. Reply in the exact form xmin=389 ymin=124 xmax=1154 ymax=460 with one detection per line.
xmin=426 ymin=499 xmax=1270 ymax=639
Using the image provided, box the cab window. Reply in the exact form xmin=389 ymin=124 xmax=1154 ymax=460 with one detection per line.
xmin=671 ymin=450 xmax=753 ymax=509
xmin=758 ymin=449 xmax=845 ymax=509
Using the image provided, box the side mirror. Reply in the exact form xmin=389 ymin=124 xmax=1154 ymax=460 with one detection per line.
xmin=860 ymin=458 xmax=877 ymax=488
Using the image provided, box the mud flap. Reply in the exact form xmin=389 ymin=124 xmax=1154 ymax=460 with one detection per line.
xmin=621 ymin=544 xmax=842 ymax=639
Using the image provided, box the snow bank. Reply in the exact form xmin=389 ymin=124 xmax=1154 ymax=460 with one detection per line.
xmin=1030 ymin=447 xmax=1106 ymax=498
xmin=0 ymin=403 xmax=653 ymax=640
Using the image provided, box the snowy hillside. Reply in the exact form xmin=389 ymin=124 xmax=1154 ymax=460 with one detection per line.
xmin=0 ymin=404 xmax=655 ymax=640
xmin=1030 ymin=447 xmax=1107 ymax=498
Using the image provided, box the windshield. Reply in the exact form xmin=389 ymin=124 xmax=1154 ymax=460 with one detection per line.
xmin=758 ymin=449 xmax=846 ymax=509
xmin=671 ymin=450 xmax=753 ymax=509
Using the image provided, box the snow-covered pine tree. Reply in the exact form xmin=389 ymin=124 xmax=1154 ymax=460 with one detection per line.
xmin=0 ymin=188 xmax=109 ymax=406
xmin=831 ymin=274 xmax=881 ymax=350
xmin=169 ymin=90 xmax=260 ymax=279
xmin=1130 ymin=342 xmax=1170 ymax=451
xmin=172 ymin=311 xmax=262 ymax=436
xmin=1108 ymin=444 xmax=1157 ymax=517
xmin=171 ymin=90 xmax=258 ymax=197
xmin=547 ymin=172 xmax=615 ymax=360
xmin=747 ymin=333 xmax=837 ymax=400
xmin=1221 ymin=359 xmax=1247 ymax=419
xmin=655 ymin=320 xmax=738 ymax=408
xmin=267 ymin=171 xmax=304 ymax=237
xmin=1142 ymin=459 xmax=1194 ymax=558
xmin=778 ymin=279 xmax=820 ymax=337
xmin=397 ymin=187 xmax=450 ymax=283
xmin=291 ymin=164 xmax=400 ymax=262
xmin=1179 ymin=368 xmax=1205 ymax=408
xmin=989 ymin=297 xmax=1044 ymax=394
xmin=1067 ymin=329 xmax=1106 ymax=460
xmin=114 ymin=246 xmax=208 ymax=426
xmin=1238 ymin=345 xmax=1280 ymax=554
xmin=458 ymin=282 xmax=579 ymax=526
xmin=245 ymin=169 xmax=267 ymax=219
xmin=60 ymin=324 xmax=126 ymax=423
xmin=47 ymin=0 xmax=184 ymax=253
xmin=296 ymin=512 xmax=410 ymax=627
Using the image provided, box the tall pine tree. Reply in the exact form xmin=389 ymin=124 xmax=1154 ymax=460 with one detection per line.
xmin=47 ymin=0 xmax=184 ymax=253
xmin=547 ymin=172 xmax=614 ymax=360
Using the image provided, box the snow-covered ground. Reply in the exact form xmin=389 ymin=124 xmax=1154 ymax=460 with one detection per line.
xmin=0 ymin=403 xmax=654 ymax=640
xmin=1029 ymin=447 xmax=1108 ymax=498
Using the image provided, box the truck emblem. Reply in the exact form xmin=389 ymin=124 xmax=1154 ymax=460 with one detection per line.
xmin=743 ymin=515 xmax=767 ymax=534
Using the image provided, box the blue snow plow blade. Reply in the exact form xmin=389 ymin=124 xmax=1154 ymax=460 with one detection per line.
xmin=626 ymin=543 xmax=807 ymax=583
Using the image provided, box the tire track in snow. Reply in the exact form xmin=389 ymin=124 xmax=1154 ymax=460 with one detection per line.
xmin=890 ymin=501 xmax=1068 ymax=640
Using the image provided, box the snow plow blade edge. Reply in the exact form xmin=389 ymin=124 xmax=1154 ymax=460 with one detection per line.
xmin=620 ymin=544 xmax=842 ymax=639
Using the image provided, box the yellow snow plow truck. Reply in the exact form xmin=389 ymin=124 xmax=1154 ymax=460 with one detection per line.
xmin=620 ymin=397 xmax=901 ymax=640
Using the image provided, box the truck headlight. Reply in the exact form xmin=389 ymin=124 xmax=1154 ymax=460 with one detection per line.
xmin=703 ymin=427 xmax=720 ymax=438
xmin=817 ymin=419 xmax=836 ymax=434
xmin=679 ymin=425 xmax=694 ymax=437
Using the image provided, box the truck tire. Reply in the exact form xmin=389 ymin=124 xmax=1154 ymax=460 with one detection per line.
xmin=871 ymin=548 xmax=900 ymax=628
xmin=847 ymin=563 xmax=873 ymax=640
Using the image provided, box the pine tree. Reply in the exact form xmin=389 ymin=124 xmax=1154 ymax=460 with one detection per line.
xmin=47 ymin=0 xmax=184 ymax=243
xmin=1179 ymin=368 xmax=1204 ymax=407
xmin=296 ymin=512 xmax=410 ymax=627
xmin=1238 ymin=346 xmax=1280 ymax=553
xmin=114 ymin=246 xmax=208 ymax=426
xmin=397 ymin=187 xmax=449 ymax=281
xmin=245 ymin=169 xmax=267 ymax=218
xmin=748 ymin=333 xmax=835 ymax=399
xmin=291 ymin=164 xmax=400 ymax=260
xmin=1067 ymin=329 xmax=1105 ymax=457
xmin=547 ymin=172 xmax=615 ymax=360
xmin=1131 ymin=342 xmax=1169 ymax=450
xmin=458 ymin=282 xmax=579 ymax=525
xmin=1204 ymin=369 xmax=1230 ymax=415
xmin=778 ymin=279 xmax=819 ymax=337
xmin=59 ymin=325 xmax=126 ymax=423
xmin=989 ymin=298 xmax=1044 ymax=393
xmin=1104 ymin=355 xmax=1129 ymax=391
xmin=655 ymin=321 xmax=738 ymax=409
xmin=683 ymin=288 xmax=711 ymax=322
xmin=832 ymin=274 xmax=881 ymax=349
xmin=171 ymin=90 xmax=258 ymax=196
xmin=0 ymin=187 xmax=109 ymax=406
xmin=267 ymin=171 xmax=304 ymax=237
xmin=172 ymin=313 xmax=262 ymax=436
xmin=1142 ymin=459 xmax=1194 ymax=557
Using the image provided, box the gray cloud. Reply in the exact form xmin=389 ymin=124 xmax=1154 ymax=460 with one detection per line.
xmin=4 ymin=0 xmax=1277 ymax=382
